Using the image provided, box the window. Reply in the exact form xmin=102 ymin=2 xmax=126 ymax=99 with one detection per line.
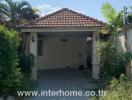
xmin=38 ymin=39 xmax=43 ymax=56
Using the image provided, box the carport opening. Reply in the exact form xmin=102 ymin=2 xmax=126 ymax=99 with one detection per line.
xmin=37 ymin=32 xmax=93 ymax=79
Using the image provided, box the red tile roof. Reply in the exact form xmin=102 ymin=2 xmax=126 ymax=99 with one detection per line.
xmin=20 ymin=8 xmax=105 ymax=28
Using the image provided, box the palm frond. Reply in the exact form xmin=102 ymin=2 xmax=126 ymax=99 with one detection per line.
xmin=0 ymin=3 xmax=10 ymax=18
xmin=101 ymin=3 xmax=117 ymax=23
xmin=32 ymin=8 xmax=41 ymax=13
xmin=0 ymin=0 xmax=39 ymax=28
xmin=4 ymin=0 xmax=15 ymax=8
xmin=17 ymin=0 xmax=31 ymax=10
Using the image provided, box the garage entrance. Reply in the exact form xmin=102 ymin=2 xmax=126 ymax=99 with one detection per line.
xmin=37 ymin=32 xmax=92 ymax=70
xmin=20 ymin=8 xmax=104 ymax=80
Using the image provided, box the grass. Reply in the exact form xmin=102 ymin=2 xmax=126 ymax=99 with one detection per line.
xmin=90 ymin=75 xmax=132 ymax=100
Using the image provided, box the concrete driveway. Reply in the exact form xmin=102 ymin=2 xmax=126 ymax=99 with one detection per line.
xmin=26 ymin=69 xmax=97 ymax=100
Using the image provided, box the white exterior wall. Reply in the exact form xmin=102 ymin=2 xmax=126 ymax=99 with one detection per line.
xmin=118 ymin=32 xmax=126 ymax=52
xmin=119 ymin=28 xmax=132 ymax=80
xmin=37 ymin=37 xmax=88 ymax=70
xmin=127 ymin=29 xmax=132 ymax=52
xmin=126 ymin=28 xmax=132 ymax=80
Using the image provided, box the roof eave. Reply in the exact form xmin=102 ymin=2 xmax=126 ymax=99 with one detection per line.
xmin=20 ymin=26 xmax=104 ymax=33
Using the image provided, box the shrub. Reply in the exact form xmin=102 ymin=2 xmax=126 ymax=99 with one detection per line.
xmin=91 ymin=74 xmax=132 ymax=100
xmin=0 ymin=25 xmax=23 ymax=97
xmin=18 ymin=53 xmax=34 ymax=74
xmin=127 ymin=14 xmax=132 ymax=23
xmin=97 ymin=42 xmax=132 ymax=81
xmin=100 ymin=74 xmax=132 ymax=100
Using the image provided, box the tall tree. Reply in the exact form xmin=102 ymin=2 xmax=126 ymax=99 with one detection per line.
xmin=101 ymin=3 xmax=123 ymax=51
xmin=0 ymin=0 xmax=39 ymax=29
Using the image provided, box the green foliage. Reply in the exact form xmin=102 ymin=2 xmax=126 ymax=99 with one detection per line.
xmin=91 ymin=74 xmax=132 ymax=100
xmin=101 ymin=3 xmax=123 ymax=45
xmin=102 ymin=3 xmax=117 ymax=23
xmin=100 ymin=74 xmax=132 ymax=100
xmin=101 ymin=3 xmax=123 ymax=30
xmin=127 ymin=14 xmax=132 ymax=23
xmin=0 ymin=25 xmax=22 ymax=96
xmin=19 ymin=53 xmax=34 ymax=74
xmin=101 ymin=3 xmax=124 ymax=52
xmin=0 ymin=0 xmax=39 ymax=29
xmin=97 ymin=41 xmax=132 ymax=81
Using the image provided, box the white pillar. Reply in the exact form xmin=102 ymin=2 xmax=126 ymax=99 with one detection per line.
xmin=30 ymin=32 xmax=38 ymax=81
xmin=92 ymin=32 xmax=100 ymax=80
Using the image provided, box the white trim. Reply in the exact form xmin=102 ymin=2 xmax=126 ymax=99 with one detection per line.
xmin=21 ymin=27 xmax=102 ymax=32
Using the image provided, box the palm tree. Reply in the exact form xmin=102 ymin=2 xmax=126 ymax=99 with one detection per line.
xmin=0 ymin=0 xmax=39 ymax=29
xmin=101 ymin=3 xmax=123 ymax=51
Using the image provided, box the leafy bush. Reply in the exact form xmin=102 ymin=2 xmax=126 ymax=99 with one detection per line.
xmin=0 ymin=25 xmax=23 ymax=97
xmin=18 ymin=53 xmax=34 ymax=74
xmin=127 ymin=14 xmax=132 ymax=23
xmin=91 ymin=74 xmax=132 ymax=100
xmin=97 ymin=42 xmax=132 ymax=81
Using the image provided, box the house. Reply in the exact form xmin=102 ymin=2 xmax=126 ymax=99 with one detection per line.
xmin=19 ymin=8 xmax=105 ymax=80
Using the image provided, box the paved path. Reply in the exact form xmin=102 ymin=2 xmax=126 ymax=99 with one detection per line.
xmin=26 ymin=69 xmax=96 ymax=100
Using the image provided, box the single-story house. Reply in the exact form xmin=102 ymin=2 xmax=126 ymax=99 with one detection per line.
xmin=19 ymin=8 xmax=105 ymax=80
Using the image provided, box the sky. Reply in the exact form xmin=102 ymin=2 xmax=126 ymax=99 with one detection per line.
xmin=15 ymin=0 xmax=132 ymax=22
